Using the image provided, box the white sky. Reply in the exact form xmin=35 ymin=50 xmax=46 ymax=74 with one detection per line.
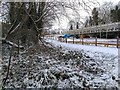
xmin=97 ymin=0 xmax=119 ymax=5
xmin=52 ymin=0 xmax=120 ymax=31
xmin=1 ymin=0 xmax=120 ymax=31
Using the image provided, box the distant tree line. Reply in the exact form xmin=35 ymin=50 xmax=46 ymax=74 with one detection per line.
xmin=69 ymin=2 xmax=120 ymax=30
xmin=68 ymin=2 xmax=120 ymax=38
xmin=85 ymin=3 xmax=120 ymax=27
xmin=69 ymin=21 xmax=79 ymax=30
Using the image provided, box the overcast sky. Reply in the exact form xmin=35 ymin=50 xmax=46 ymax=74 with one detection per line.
xmin=97 ymin=0 xmax=119 ymax=5
xmin=1 ymin=0 xmax=120 ymax=32
xmin=52 ymin=0 xmax=120 ymax=31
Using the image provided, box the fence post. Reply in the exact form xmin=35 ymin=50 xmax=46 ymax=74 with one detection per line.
xmin=117 ymin=36 xmax=119 ymax=48
xmin=58 ymin=37 xmax=59 ymax=41
xmin=82 ymin=36 xmax=83 ymax=45
xmin=65 ymin=38 xmax=67 ymax=43
xmin=95 ymin=37 xmax=97 ymax=46
xmin=73 ymin=37 xmax=74 ymax=44
xmin=106 ymin=31 xmax=108 ymax=39
xmin=80 ymin=35 xmax=81 ymax=43
xmin=62 ymin=38 xmax=64 ymax=42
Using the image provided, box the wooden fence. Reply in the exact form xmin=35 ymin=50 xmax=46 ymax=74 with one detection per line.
xmin=46 ymin=35 xmax=120 ymax=48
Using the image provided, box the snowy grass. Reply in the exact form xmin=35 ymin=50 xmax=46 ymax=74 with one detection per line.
xmin=2 ymin=40 xmax=120 ymax=89
xmin=46 ymin=39 xmax=118 ymax=56
xmin=46 ymin=39 xmax=119 ymax=88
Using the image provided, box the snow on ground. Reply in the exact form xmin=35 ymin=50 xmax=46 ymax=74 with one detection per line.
xmin=46 ymin=39 xmax=118 ymax=56
xmin=46 ymin=38 xmax=119 ymax=88
xmin=2 ymin=39 xmax=120 ymax=89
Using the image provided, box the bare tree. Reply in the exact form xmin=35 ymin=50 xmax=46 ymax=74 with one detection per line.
xmin=98 ymin=2 xmax=113 ymax=24
xmin=1 ymin=0 xmax=100 ymax=48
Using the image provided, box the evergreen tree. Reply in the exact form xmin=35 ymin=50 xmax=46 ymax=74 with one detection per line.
xmin=118 ymin=8 xmax=120 ymax=21
xmin=84 ymin=18 xmax=88 ymax=27
xmin=89 ymin=16 xmax=93 ymax=26
xmin=76 ymin=22 xmax=79 ymax=29
xmin=111 ymin=5 xmax=120 ymax=22
xmin=70 ymin=24 xmax=73 ymax=30
xmin=92 ymin=8 xmax=99 ymax=25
